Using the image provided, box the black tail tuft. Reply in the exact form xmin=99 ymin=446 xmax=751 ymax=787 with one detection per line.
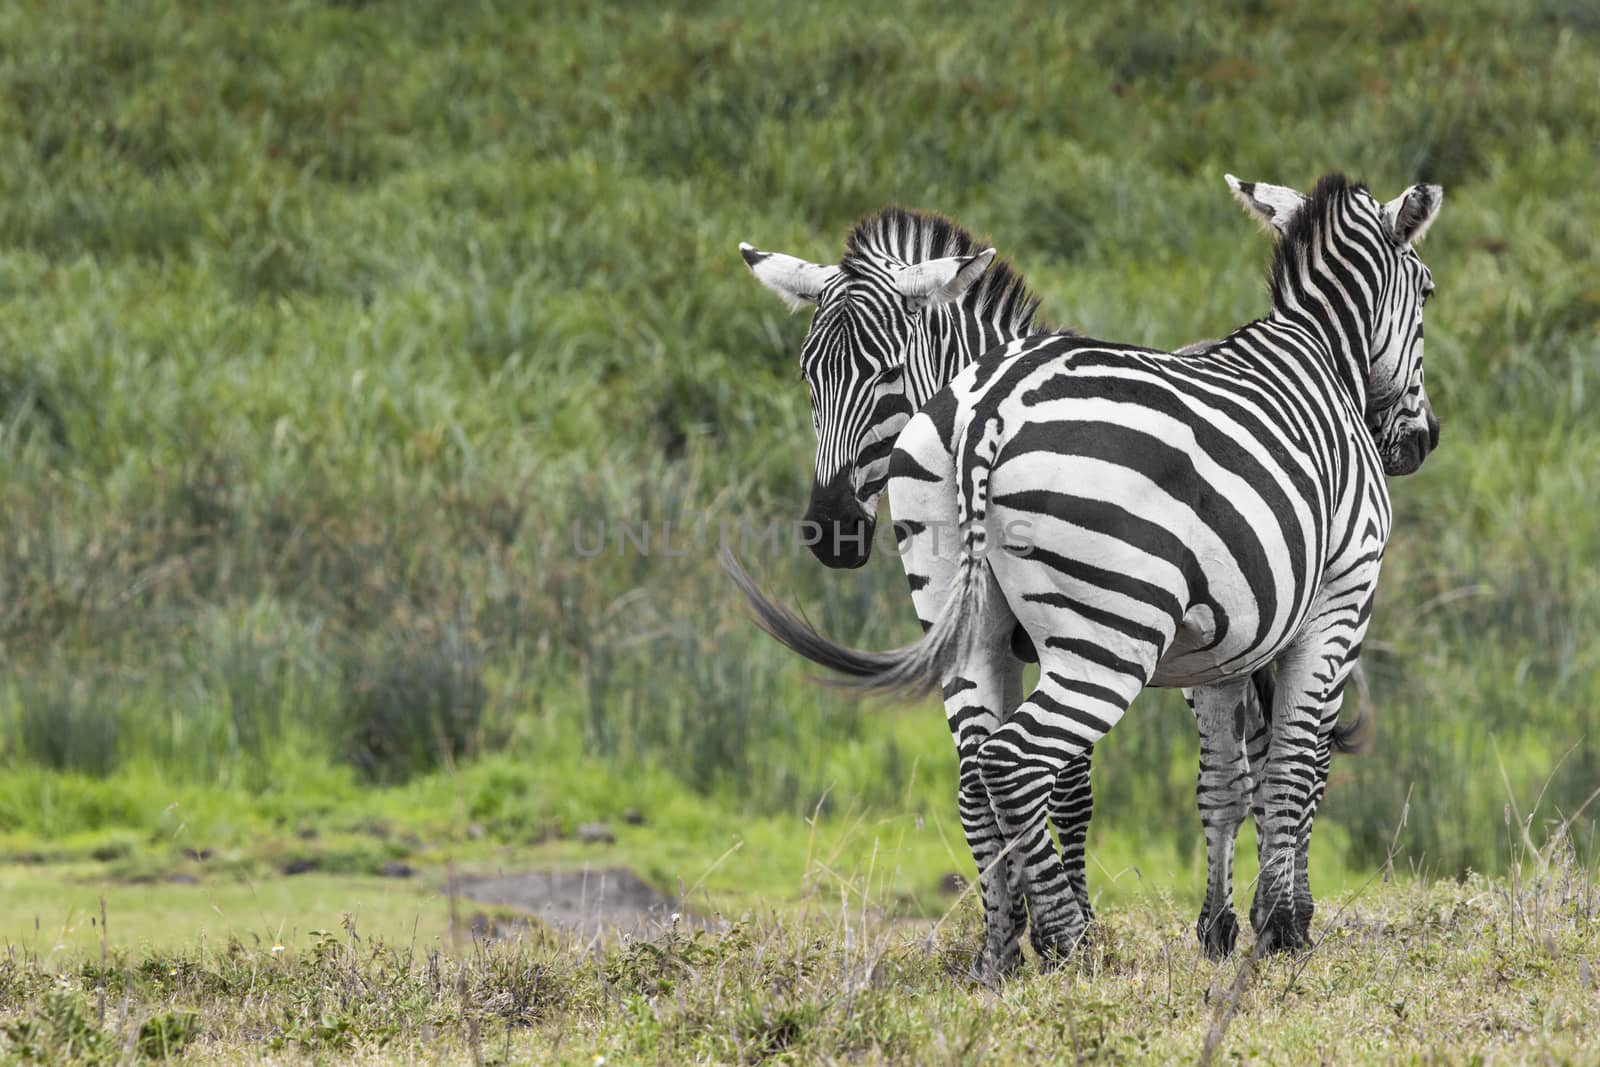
xmin=720 ymin=545 xmax=906 ymax=681
xmin=719 ymin=542 xmax=986 ymax=701
xmin=1331 ymin=663 xmax=1376 ymax=755
xmin=1249 ymin=661 xmax=1372 ymax=754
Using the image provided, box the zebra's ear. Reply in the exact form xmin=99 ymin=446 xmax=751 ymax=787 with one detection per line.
xmin=740 ymin=243 xmax=841 ymax=313
xmin=891 ymin=249 xmax=995 ymax=311
xmin=1383 ymin=184 xmax=1443 ymax=246
xmin=1225 ymin=174 xmax=1308 ymax=236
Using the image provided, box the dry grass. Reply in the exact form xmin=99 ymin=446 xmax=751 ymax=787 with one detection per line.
xmin=3 ymin=826 xmax=1595 ymax=1066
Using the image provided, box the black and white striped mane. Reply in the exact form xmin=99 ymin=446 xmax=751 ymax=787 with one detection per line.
xmin=1268 ymin=172 xmax=1367 ymax=300
xmin=842 ymin=206 xmax=1048 ymax=337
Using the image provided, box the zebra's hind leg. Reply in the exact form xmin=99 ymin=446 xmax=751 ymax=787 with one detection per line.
xmin=945 ymin=582 xmax=1030 ymax=982
xmin=1190 ymin=679 xmax=1258 ymax=959
xmin=1047 ymin=751 xmax=1096 ymax=930
xmin=893 ymin=484 xmax=1028 ymax=980
xmin=1008 ymin=619 xmax=1096 ymax=926
xmin=977 ymin=658 xmax=1145 ymax=966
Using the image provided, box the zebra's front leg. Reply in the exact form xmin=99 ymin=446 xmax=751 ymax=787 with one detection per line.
xmin=1250 ymin=642 xmax=1355 ymax=953
xmin=1047 ymin=751 xmax=1096 ymax=928
xmin=1281 ymin=661 xmax=1360 ymax=942
xmin=1189 ymin=679 xmax=1257 ymax=959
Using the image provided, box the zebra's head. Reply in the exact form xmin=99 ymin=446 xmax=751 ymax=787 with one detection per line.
xmin=741 ymin=210 xmax=1017 ymax=568
xmin=1228 ymin=173 xmax=1444 ymax=476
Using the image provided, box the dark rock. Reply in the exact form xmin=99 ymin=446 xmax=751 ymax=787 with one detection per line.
xmin=167 ymin=872 xmax=201 ymax=886
xmin=182 ymin=848 xmax=213 ymax=862
xmin=380 ymin=861 xmax=415 ymax=879
xmin=467 ymin=822 xmax=487 ymax=841
xmin=621 ymin=809 xmax=646 ymax=826
xmin=282 ymin=858 xmax=318 ymax=876
xmin=576 ymin=823 xmax=615 ymax=845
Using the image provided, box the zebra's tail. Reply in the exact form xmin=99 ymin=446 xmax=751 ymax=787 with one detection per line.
xmin=1330 ymin=662 xmax=1375 ymax=755
xmin=721 ymin=413 xmax=1003 ymax=700
xmin=1240 ymin=657 xmax=1373 ymax=756
xmin=720 ymin=541 xmax=988 ymax=701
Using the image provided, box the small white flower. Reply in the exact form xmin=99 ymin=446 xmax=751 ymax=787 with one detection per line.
xmin=594 ymin=1056 xmax=607 ymax=1066
xmin=271 ymin=944 xmax=285 ymax=955
xmin=670 ymin=912 xmax=681 ymax=925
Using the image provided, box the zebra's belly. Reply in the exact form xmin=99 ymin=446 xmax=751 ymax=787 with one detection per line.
xmin=1148 ymin=553 xmax=1321 ymax=686
xmin=1149 ymin=625 xmax=1285 ymax=688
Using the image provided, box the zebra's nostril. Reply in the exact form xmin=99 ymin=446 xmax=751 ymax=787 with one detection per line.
xmin=1427 ymin=416 xmax=1440 ymax=451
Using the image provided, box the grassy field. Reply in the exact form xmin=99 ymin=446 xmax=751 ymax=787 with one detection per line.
xmin=0 ymin=0 xmax=1597 ymax=1060
xmin=2 ymin=838 xmax=1596 ymax=1065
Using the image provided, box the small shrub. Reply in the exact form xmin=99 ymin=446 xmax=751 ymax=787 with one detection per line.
xmin=13 ymin=674 xmax=122 ymax=778
xmin=338 ymin=623 xmax=490 ymax=784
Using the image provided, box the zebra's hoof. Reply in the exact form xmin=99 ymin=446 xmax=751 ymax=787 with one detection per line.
xmin=1028 ymin=924 xmax=1088 ymax=969
xmin=1197 ymin=908 xmax=1239 ymax=959
xmin=1255 ymin=910 xmax=1311 ymax=955
xmin=1036 ymin=917 xmax=1095 ymax=961
xmin=974 ymin=943 xmax=1023 ymax=986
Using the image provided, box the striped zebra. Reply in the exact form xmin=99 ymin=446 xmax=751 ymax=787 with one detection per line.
xmin=739 ymin=208 xmax=1102 ymax=941
xmin=729 ymin=173 xmax=1443 ymax=970
xmin=737 ymin=206 xmax=1277 ymax=965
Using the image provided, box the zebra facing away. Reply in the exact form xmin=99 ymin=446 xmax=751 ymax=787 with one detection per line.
xmin=737 ymin=206 xmax=1294 ymax=964
xmin=729 ymin=173 xmax=1443 ymax=972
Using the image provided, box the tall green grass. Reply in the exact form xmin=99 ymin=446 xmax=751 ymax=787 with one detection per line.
xmin=0 ymin=0 xmax=1595 ymax=877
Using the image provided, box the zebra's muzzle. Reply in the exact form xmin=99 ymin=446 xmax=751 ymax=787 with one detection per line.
xmin=804 ymin=471 xmax=876 ymax=569
xmin=1385 ymin=424 xmax=1435 ymax=476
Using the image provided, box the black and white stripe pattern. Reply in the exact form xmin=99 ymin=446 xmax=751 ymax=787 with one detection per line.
xmin=742 ymin=209 xmax=1114 ymax=938
xmin=731 ymin=173 xmax=1443 ymax=969
xmin=742 ymin=208 xmax=1042 ymax=533
xmin=740 ymin=206 xmax=1296 ymax=966
xmin=738 ymin=205 xmax=1318 ymax=966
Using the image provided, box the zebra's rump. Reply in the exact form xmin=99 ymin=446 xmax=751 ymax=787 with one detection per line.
xmin=938 ymin=333 xmax=1343 ymax=681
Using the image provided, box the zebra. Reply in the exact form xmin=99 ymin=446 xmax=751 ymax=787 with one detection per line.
xmin=728 ymin=173 xmax=1443 ymax=971
xmin=739 ymin=208 xmax=1102 ymax=940
xmin=736 ymin=206 xmax=1289 ymax=965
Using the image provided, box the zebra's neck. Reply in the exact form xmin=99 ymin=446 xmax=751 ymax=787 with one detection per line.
xmin=907 ymin=301 xmax=1045 ymax=410
xmin=1266 ymin=275 xmax=1373 ymax=419
xmin=1260 ymin=180 xmax=1383 ymax=421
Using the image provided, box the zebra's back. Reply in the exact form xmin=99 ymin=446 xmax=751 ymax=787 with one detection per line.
xmin=894 ymin=327 xmax=1387 ymax=689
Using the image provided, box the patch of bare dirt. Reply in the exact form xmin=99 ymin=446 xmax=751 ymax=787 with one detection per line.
xmin=450 ymin=867 xmax=708 ymax=941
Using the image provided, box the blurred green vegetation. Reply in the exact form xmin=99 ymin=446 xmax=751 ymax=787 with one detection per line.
xmin=0 ymin=0 xmax=1596 ymax=890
